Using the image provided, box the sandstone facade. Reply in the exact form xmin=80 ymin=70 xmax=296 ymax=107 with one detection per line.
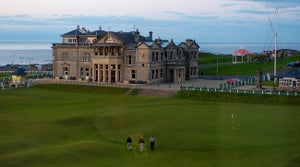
xmin=52 ymin=26 xmax=199 ymax=84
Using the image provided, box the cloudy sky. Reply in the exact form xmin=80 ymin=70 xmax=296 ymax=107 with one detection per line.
xmin=1 ymin=0 xmax=300 ymax=43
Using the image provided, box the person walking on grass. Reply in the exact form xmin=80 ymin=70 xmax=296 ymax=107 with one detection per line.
xmin=149 ymin=136 xmax=155 ymax=151
xmin=126 ymin=136 xmax=132 ymax=151
xmin=139 ymin=136 xmax=145 ymax=152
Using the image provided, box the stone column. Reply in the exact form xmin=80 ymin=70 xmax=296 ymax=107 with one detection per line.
xmin=116 ymin=64 xmax=119 ymax=83
xmin=108 ymin=64 xmax=111 ymax=83
xmin=104 ymin=64 xmax=107 ymax=83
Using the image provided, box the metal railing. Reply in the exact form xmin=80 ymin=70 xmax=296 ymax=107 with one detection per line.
xmin=179 ymin=86 xmax=299 ymax=96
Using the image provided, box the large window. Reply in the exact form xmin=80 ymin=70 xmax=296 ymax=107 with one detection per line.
xmin=178 ymin=51 xmax=182 ymax=60
xmin=62 ymin=52 xmax=68 ymax=61
xmin=67 ymin=38 xmax=77 ymax=43
xmin=127 ymin=55 xmax=132 ymax=65
xmin=151 ymin=70 xmax=155 ymax=80
xmin=160 ymin=52 xmax=164 ymax=61
xmin=152 ymin=52 xmax=155 ymax=62
xmin=170 ymin=51 xmax=173 ymax=61
xmin=191 ymin=67 xmax=197 ymax=77
xmin=83 ymin=52 xmax=90 ymax=62
xmin=86 ymin=68 xmax=89 ymax=76
xmin=131 ymin=70 xmax=136 ymax=79
xmin=80 ymin=67 xmax=83 ymax=76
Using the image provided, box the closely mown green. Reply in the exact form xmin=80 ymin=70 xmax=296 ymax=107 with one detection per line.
xmin=0 ymin=85 xmax=300 ymax=167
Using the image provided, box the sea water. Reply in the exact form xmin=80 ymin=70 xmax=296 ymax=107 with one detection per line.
xmin=0 ymin=42 xmax=299 ymax=66
xmin=0 ymin=42 xmax=52 ymax=66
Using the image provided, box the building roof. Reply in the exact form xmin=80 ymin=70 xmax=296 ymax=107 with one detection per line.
xmin=90 ymin=30 xmax=107 ymax=36
xmin=62 ymin=26 xmax=150 ymax=45
xmin=61 ymin=26 xmax=91 ymax=37
xmin=232 ymin=49 xmax=252 ymax=56
xmin=138 ymin=38 xmax=200 ymax=50
xmin=12 ymin=67 xmax=26 ymax=76
xmin=277 ymin=67 xmax=300 ymax=79
xmin=112 ymin=31 xmax=144 ymax=44
xmin=60 ymin=26 xmax=200 ymax=49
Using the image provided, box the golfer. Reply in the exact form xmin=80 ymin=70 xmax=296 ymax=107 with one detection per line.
xmin=126 ymin=136 xmax=132 ymax=151
xmin=149 ymin=136 xmax=155 ymax=151
xmin=139 ymin=136 xmax=145 ymax=152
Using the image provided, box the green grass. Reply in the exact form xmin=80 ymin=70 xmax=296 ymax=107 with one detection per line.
xmin=0 ymin=74 xmax=7 ymax=77
xmin=199 ymin=52 xmax=232 ymax=64
xmin=0 ymin=85 xmax=300 ymax=167
xmin=199 ymin=52 xmax=300 ymax=76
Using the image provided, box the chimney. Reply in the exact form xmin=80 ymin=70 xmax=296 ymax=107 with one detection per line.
xmin=155 ymin=38 xmax=161 ymax=44
xmin=134 ymin=28 xmax=140 ymax=42
xmin=186 ymin=39 xmax=193 ymax=45
xmin=149 ymin=31 xmax=153 ymax=41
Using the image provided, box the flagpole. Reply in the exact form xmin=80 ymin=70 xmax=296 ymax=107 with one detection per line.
xmin=273 ymin=7 xmax=278 ymax=89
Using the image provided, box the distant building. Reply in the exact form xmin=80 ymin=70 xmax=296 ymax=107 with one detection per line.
xmin=52 ymin=26 xmax=199 ymax=84
xmin=277 ymin=67 xmax=300 ymax=91
xmin=11 ymin=67 xmax=27 ymax=86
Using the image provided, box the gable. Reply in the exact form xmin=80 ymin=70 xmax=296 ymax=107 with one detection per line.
xmin=190 ymin=43 xmax=200 ymax=49
xmin=96 ymin=32 xmax=123 ymax=45
xmin=151 ymin=42 xmax=161 ymax=49
xmin=136 ymin=42 xmax=150 ymax=49
xmin=178 ymin=42 xmax=188 ymax=49
xmin=165 ymin=41 xmax=178 ymax=49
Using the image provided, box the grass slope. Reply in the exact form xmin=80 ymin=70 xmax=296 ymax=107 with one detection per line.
xmin=0 ymin=85 xmax=300 ymax=167
xmin=199 ymin=52 xmax=300 ymax=76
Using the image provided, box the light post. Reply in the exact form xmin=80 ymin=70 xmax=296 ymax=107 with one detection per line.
xmin=19 ymin=57 xmax=24 ymax=65
xmin=216 ymin=54 xmax=219 ymax=76
xmin=273 ymin=7 xmax=278 ymax=90
xmin=11 ymin=55 xmax=16 ymax=65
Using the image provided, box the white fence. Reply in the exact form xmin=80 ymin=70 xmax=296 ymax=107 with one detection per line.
xmin=180 ymin=86 xmax=299 ymax=97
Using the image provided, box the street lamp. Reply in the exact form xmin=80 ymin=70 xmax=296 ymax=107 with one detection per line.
xmin=216 ymin=54 xmax=219 ymax=76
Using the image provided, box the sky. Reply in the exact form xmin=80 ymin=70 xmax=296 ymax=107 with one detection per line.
xmin=1 ymin=0 xmax=300 ymax=43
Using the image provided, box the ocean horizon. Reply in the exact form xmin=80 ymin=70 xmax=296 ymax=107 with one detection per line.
xmin=0 ymin=42 xmax=299 ymax=66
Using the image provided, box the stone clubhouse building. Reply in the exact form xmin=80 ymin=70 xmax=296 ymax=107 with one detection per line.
xmin=52 ymin=26 xmax=199 ymax=84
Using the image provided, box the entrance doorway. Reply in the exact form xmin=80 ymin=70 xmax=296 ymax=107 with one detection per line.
xmin=111 ymin=70 xmax=116 ymax=83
